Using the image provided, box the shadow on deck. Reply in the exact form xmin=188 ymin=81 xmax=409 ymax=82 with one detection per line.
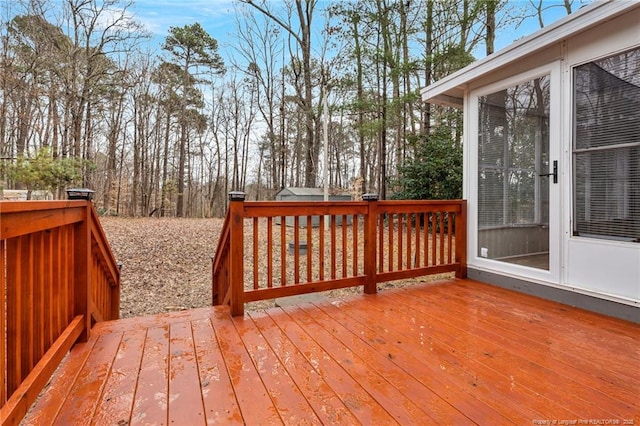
xmin=24 ymin=279 xmax=639 ymax=425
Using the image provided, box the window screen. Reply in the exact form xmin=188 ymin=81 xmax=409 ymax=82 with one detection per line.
xmin=573 ymin=47 xmax=640 ymax=242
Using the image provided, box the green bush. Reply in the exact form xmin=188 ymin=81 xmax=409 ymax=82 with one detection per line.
xmin=4 ymin=147 xmax=86 ymax=197
xmin=392 ymin=127 xmax=462 ymax=200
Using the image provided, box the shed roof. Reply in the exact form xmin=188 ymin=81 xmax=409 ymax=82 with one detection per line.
xmin=276 ymin=187 xmax=350 ymax=197
xmin=421 ymin=1 xmax=639 ymax=107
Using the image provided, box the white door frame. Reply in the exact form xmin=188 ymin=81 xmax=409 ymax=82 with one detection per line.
xmin=466 ymin=61 xmax=563 ymax=285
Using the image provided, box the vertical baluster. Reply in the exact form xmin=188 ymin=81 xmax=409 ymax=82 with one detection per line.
xmin=415 ymin=213 xmax=421 ymax=268
xmin=307 ymin=216 xmax=312 ymax=283
xmin=34 ymin=232 xmax=45 ymax=367
xmin=439 ymin=211 xmax=445 ymax=264
xmin=24 ymin=234 xmax=35 ymax=378
xmin=431 ymin=212 xmax=437 ymax=266
xmin=0 ymin=239 xmax=6 ymax=405
xmin=378 ymin=214 xmax=384 ymax=273
xmin=267 ymin=217 xmax=273 ymax=288
xmin=448 ymin=212 xmax=453 ymax=264
xmin=342 ymin=215 xmax=347 ymax=278
xmin=319 ymin=215 xmax=325 ymax=281
xmin=406 ymin=213 xmax=412 ymax=269
xmin=294 ymin=216 xmax=300 ymax=284
xmin=253 ymin=218 xmax=259 ymax=289
xmin=330 ymin=215 xmax=337 ymax=280
xmin=388 ymin=214 xmax=394 ymax=272
xmin=6 ymin=237 xmax=21 ymax=396
xmin=280 ymin=216 xmax=286 ymax=286
xmin=423 ymin=212 xmax=429 ymax=267
xmin=352 ymin=215 xmax=359 ymax=276
xmin=397 ymin=213 xmax=403 ymax=271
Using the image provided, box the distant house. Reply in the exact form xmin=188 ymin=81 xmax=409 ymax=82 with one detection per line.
xmin=275 ymin=187 xmax=352 ymax=227
xmin=422 ymin=1 xmax=639 ymax=322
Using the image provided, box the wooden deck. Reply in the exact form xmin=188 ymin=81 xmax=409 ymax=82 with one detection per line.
xmin=24 ymin=279 xmax=639 ymax=425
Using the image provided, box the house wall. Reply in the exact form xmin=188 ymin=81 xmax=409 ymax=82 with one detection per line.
xmin=463 ymin=9 xmax=640 ymax=309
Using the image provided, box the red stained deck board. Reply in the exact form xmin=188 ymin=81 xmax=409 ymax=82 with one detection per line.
xmin=281 ymin=304 xmax=439 ymax=424
xmin=53 ymin=332 xmax=123 ymax=424
xmin=91 ymin=328 xmax=146 ymax=425
xmin=305 ymin=301 xmax=498 ymax=424
xmin=353 ymin=289 xmax=596 ymax=419
xmin=20 ymin=280 xmax=640 ymax=425
xmin=404 ymin=283 xmax=640 ymax=411
xmin=267 ymin=308 xmax=397 ymax=424
xmin=212 ymin=310 xmax=282 ymax=424
xmin=167 ymin=321 xmax=206 ymax=425
xmin=392 ymin=285 xmax=639 ymax=417
xmin=130 ymin=325 xmax=170 ymax=425
xmin=190 ymin=318 xmax=243 ymax=424
xmin=248 ymin=310 xmax=360 ymax=425
xmin=231 ymin=315 xmax=322 ymax=425
xmin=321 ymin=294 xmax=552 ymax=422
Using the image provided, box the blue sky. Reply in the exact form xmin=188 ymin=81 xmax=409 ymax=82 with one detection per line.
xmin=129 ymin=0 xmax=590 ymax=63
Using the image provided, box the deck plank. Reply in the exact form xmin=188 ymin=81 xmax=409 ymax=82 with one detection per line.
xmin=382 ymin=286 xmax=614 ymax=418
xmin=324 ymin=292 xmax=555 ymax=422
xmin=301 ymin=304 xmax=476 ymax=424
xmin=281 ymin=304 xmax=430 ymax=424
xmin=53 ymin=332 xmax=123 ymax=424
xmin=399 ymin=283 xmax=640 ymax=416
xmin=413 ymin=282 xmax=640 ymax=392
xmin=20 ymin=279 xmax=640 ymax=425
xmin=130 ymin=325 xmax=169 ymax=425
xmin=191 ymin=317 xmax=243 ymax=424
xmin=92 ymin=328 xmax=146 ymax=425
xmin=405 ymin=282 xmax=640 ymax=410
xmin=248 ymin=310 xmax=360 ymax=425
xmin=24 ymin=339 xmax=97 ymax=424
xmin=308 ymin=300 xmax=500 ymax=424
xmin=167 ymin=321 xmax=206 ymax=425
xmin=267 ymin=308 xmax=397 ymax=424
xmin=212 ymin=308 xmax=282 ymax=424
xmin=232 ymin=314 xmax=322 ymax=425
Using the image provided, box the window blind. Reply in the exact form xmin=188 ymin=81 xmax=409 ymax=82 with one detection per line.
xmin=573 ymin=47 xmax=640 ymax=242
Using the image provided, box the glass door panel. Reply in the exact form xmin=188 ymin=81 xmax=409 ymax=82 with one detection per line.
xmin=477 ymin=75 xmax=551 ymax=270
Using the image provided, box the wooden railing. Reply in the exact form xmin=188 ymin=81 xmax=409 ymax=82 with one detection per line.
xmin=0 ymin=200 xmax=120 ymax=425
xmin=212 ymin=193 xmax=466 ymax=316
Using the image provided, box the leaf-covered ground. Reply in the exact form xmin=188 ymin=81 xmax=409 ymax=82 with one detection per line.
xmin=100 ymin=217 xmax=223 ymax=318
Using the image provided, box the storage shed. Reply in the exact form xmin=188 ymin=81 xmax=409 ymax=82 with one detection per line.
xmin=275 ymin=187 xmax=352 ymax=227
xmin=421 ymin=1 xmax=639 ymax=322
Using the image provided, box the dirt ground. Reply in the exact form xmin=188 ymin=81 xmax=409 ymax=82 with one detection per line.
xmin=100 ymin=217 xmax=453 ymax=319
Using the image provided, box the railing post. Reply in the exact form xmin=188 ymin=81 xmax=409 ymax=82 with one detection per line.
xmin=68 ymin=189 xmax=95 ymax=342
xmin=229 ymin=192 xmax=245 ymax=316
xmin=455 ymin=200 xmax=468 ymax=278
xmin=73 ymin=200 xmax=92 ymax=342
xmin=363 ymin=194 xmax=378 ymax=294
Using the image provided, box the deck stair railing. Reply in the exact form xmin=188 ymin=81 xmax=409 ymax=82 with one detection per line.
xmin=0 ymin=199 xmax=120 ymax=425
xmin=212 ymin=192 xmax=466 ymax=316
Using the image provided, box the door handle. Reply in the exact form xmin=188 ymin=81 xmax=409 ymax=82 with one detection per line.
xmin=539 ymin=160 xmax=558 ymax=184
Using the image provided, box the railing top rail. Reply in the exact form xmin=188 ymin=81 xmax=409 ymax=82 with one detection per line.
xmin=376 ymin=199 xmax=466 ymax=207
xmin=89 ymin=207 xmax=120 ymax=286
xmin=234 ymin=199 xmax=466 ymax=218
xmin=243 ymin=202 xmax=370 ymax=218
xmin=1 ymin=201 xmax=88 ymax=240
xmin=0 ymin=200 xmax=87 ymax=213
